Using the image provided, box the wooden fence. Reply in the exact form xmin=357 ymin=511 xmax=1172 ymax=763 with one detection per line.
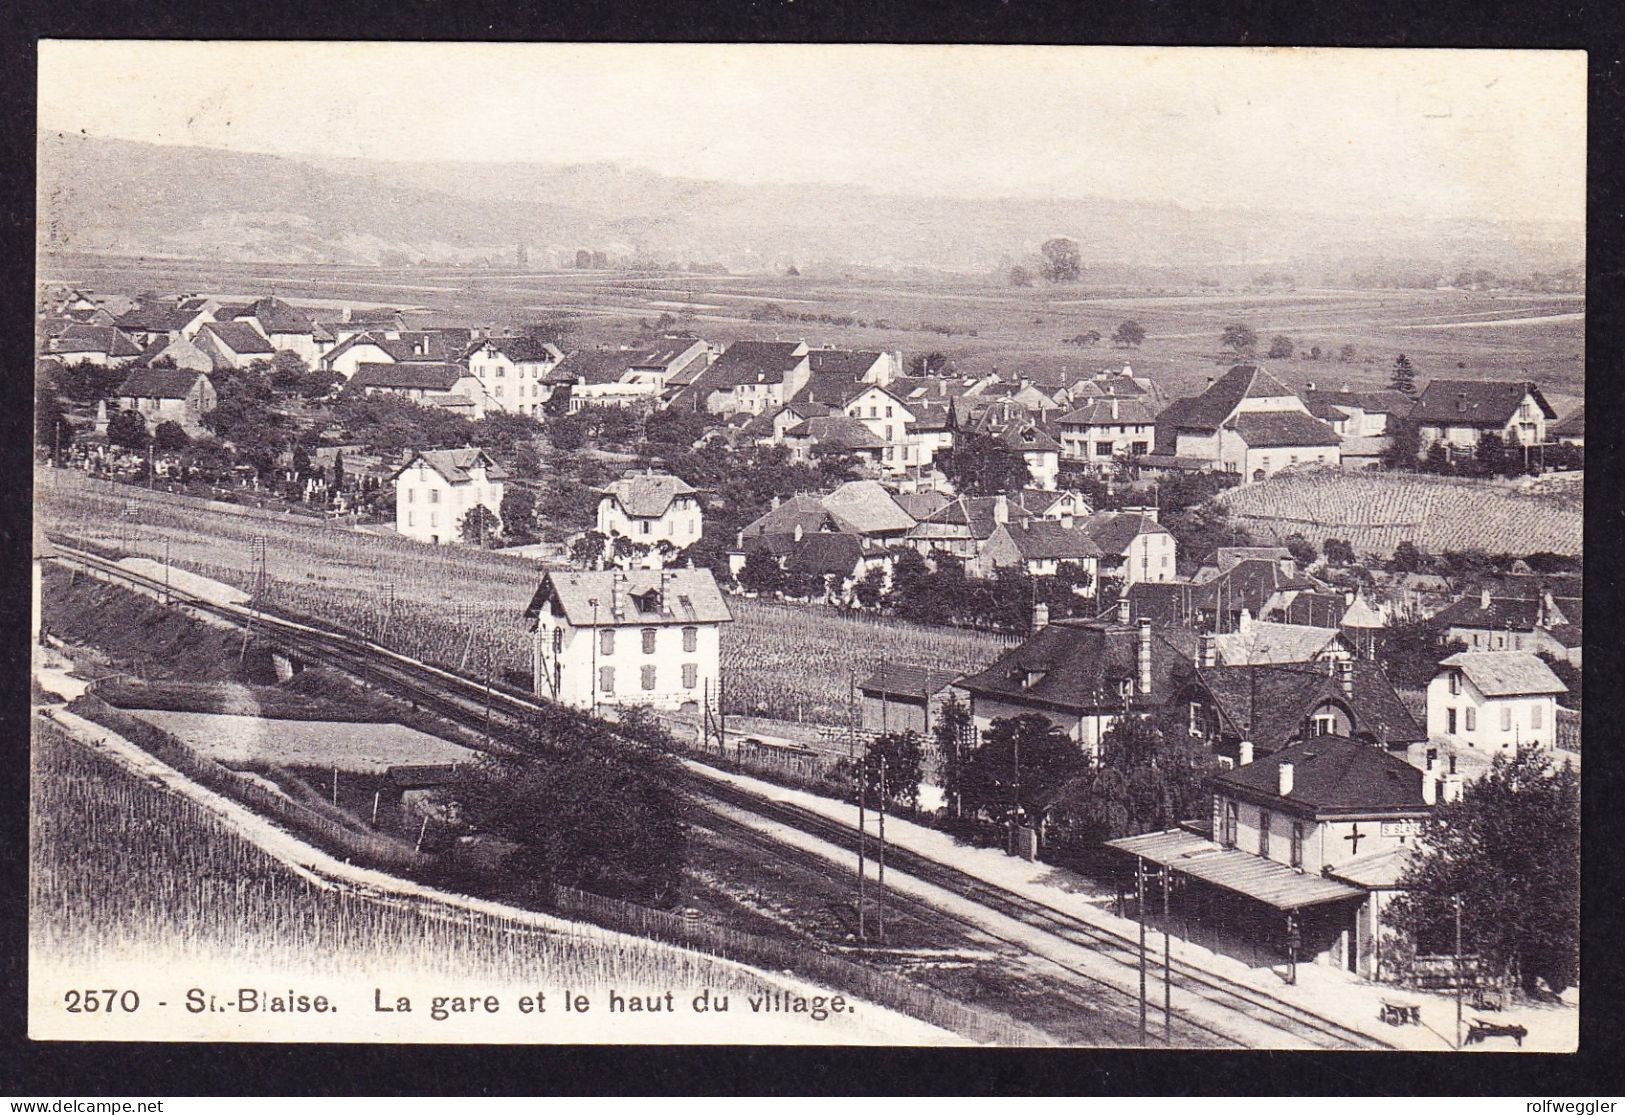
xmin=546 ymin=882 xmax=1049 ymax=1046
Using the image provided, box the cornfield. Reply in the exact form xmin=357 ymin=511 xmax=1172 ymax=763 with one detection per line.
xmin=36 ymin=469 xmax=1013 ymax=723
xmin=1217 ymin=470 xmax=1582 ymax=558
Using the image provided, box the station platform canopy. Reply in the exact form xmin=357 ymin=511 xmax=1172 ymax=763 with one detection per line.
xmin=1106 ymin=828 xmax=1366 ymax=912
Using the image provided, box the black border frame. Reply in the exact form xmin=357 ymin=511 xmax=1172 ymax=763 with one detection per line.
xmin=3 ymin=1 xmax=1623 ymax=1097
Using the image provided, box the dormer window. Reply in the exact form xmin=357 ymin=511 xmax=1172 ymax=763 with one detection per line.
xmin=632 ymin=589 xmax=662 ymax=614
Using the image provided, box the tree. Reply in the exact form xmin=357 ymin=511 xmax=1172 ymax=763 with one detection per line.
xmin=458 ymin=504 xmax=500 ymax=547
xmin=1039 ymin=238 xmax=1082 ymax=284
xmin=1048 ymin=711 xmax=1219 ymax=846
xmin=1112 ymin=320 xmax=1146 ymax=348
xmin=936 ymin=431 xmax=1032 ymax=496
xmin=107 ymin=409 xmax=149 ymax=451
xmin=850 ymin=731 xmax=925 ymax=812
xmin=298 ymin=367 xmax=341 ymax=399
xmin=500 ymin=486 xmax=538 ymax=541
xmin=960 ymin=714 xmax=1085 ymax=824
xmin=909 ymin=352 xmax=948 ymax=377
xmin=35 ymin=372 xmax=73 ymax=459
xmin=457 ymin=731 xmax=689 ymax=906
xmin=1382 ymin=417 xmax=1421 ymax=469
xmin=1474 ymin=431 xmax=1509 ymax=478
xmin=146 ymin=420 xmax=190 ymax=455
xmin=1390 ymin=540 xmax=1426 ymax=574
xmin=1375 ymin=616 xmax=1464 ymax=690
xmin=1322 ymin=537 xmax=1356 ymax=567
xmin=785 ymin=264 xmax=800 ymax=277
xmin=1338 ymin=344 xmax=1357 ymax=363
xmin=738 ymin=547 xmax=785 ymax=596
xmin=1283 ymin=533 xmax=1318 ymax=567
xmin=1538 ymin=652 xmax=1580 ymax=710
xmin=570 ymin=530 xmax=608 ymax=569
xmin=643 ymin=407 xmax=710 ymax=449
xmin=852 ymin=565 xmax=887 ymax=610
xmin=547 ymin=412 xmax=588 ymax=452
xmin=1390 ymin=353 xmax=1418 ymax=396
xmin=1008 ymin=266 xmax=1034 ymax=288
xmin=269 ymin=350 xmax=308 ymax=390
xmin=1386 ymin=748 xmax=1579 ymax=993
xmin=1220 ymin=323 xmax=1258 ymax=354
xmin=1424 ymin=440 xmax=1453 ymax=475
xmin=934 ymin=696 xmax=974 ymax=819
xmin=1266 ymin=334 xmax=1295 ymax=360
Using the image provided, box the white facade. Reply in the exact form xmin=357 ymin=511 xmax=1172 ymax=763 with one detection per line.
xmin=1426 ymin=662 xmax=1560 ymax=751
xmin=841 ymin=385 xmax=925 ymax=476
xmin=468 ymin=342 xmax=560 ymax=417
xmin=395 ymin=453 xmax=505 ymax=546
xmin=324 ymin=340 xmax=403 ymax=379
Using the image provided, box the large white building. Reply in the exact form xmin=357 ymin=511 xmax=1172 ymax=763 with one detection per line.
xmin=1151 ymin=364 xmax=1342 ymax=483
xmin=1426 ymin=650 xmax=1566 ymax=751
xmin=393 ymin=448 xmax=507 ymax=546
xmin=596 ymin=471 xmax=704 ymax=566
xmin=524 ymin=568 xmax=734 ymax=713
xmin=466 ymin=337 xmax=564 ymax=417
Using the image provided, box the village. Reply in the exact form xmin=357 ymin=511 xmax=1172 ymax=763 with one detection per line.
xmin=32 ymin=278 xmax=1582 ymax=1050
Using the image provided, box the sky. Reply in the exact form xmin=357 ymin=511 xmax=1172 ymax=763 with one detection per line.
xmin=38 ymin=42 xmax=1586 ymax=224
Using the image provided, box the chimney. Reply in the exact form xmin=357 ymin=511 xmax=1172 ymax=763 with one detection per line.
xmin=994 ymin=494 xmax=1010 ymax=525
xmin=1137 ymin=618 xmax=1153 ymax=695
xmin=794 ymin=523 xmax=804 ymax=542
xmin=1032 ymin=602 xmax=1049 ymax=631
xmin=1442 ymin=774 xmax=1464 ymax=803
xmin=1307 ymin=381 xmax=1316 ymax=391
xmin=1338 ymin=658 xmax=1354 ymax=699
xmin=1422 ymin=768 xmax=1438 ymax=806
xmin=1116 ymin=595 xmax=1131 ymax=624
xmin=1238 ymin=739 xmax=1254 ymax=767
xmin=1199 ymin=631 xmax=1217 ymax=668
xmin=1480 ymin=586 xmax=1492 ymax=610
xmin=1540 ymin=589 xmax=1555 ymax=625
xmin=1206 ymin=376 xmax=1216 ymax=388
xmin=1110 ymin=397 xmax=1119 ymax=421
xmin=1278 ymin=761 xmax=1294 ymax=797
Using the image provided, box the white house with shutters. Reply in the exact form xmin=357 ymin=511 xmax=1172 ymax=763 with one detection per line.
xmin=523 ymin=568 xmax=734 ymax=713
xmin=393 ymin=448 xmax=507 ymax=546
xmin=1426 ymin=650 xmax=1566 ymax=751
xmin=596 ymin=471 xmax=704 ymax=566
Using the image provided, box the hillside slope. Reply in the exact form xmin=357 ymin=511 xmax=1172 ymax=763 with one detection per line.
xmin=1216 ymin=469 xmax=1582 ymax=558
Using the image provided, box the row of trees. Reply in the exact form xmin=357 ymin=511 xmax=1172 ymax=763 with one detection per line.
xmin=1217 ymin=324 xmax=1359 ymax=364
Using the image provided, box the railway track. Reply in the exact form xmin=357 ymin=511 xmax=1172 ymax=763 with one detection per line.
xmin=45 ymin=540 xmax=1392 ymax=1049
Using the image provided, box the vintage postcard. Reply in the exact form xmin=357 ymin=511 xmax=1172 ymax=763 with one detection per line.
xmin=30 ymin=42 xmax=1583 ymax=1049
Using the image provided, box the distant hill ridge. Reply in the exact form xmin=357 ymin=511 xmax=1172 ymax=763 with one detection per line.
xmin=38 ymin=131 xmax=1583 ymax=276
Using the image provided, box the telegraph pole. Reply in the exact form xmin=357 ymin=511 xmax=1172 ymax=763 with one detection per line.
xmin=589 ymin=597 xmax=600 ymax=714
xmin=856 ymin=763 xmax=867 ymax=942
xmin=1137 ymin=856 xmax=1148 ymax=1042
xmin=1462 ymin=897 xmax=1475 ymax=1053
xmin=1163 ymin=865 xmax=1172 ymax=1043
xmin=877 ymin=754 xmax=887 ymax=943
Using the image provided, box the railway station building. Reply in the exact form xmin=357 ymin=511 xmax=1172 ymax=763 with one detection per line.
xmin=1108 ymin=735 xmax=1446 ymax=981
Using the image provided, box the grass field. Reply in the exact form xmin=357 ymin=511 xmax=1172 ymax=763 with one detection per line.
xmin=1216 ymin=469 xmax=1583 ymax=559
xmin=40 ymin=252 xmax=1585 ymax=405
xmin=37 ymin=468 xmax=1011 ymax=723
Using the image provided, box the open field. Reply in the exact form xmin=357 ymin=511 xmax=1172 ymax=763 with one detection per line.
xmin=37 ymin=468 xmax=1010 ymax=723
xmin=129 ymin=709 xmax=478 ymax=773
xmin=1216 ymin=469 xmax=1583 ymax=559
xmin=40 ymin=252 xmax=1585 ymax=404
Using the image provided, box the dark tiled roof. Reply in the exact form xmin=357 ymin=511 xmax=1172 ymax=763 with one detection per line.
xmin=739 ymin=495 xmax=854 ymax=540
xmin=703 ymin=340 xmax=807 ymax=388
xmin=552 ymin=350 xmax=634 ymax=385
xmin=238 ymin=297 xmax=314 ymax=334
xmin=860 ymin=663 xmax=962 ymax=700
xmin=396 ymin=447 xmax=509 ymax=484
xmin=1192 ymin=559 xmax=1317 ymax=618
xmin=1270 ymin=591 xmax=1351 ymax=628
xmin=792 ymin=370 xmax=871 ymax=407
xmin=1126 ymin=581 xmax=1202 ymax=626
xmin=1430 ymin=594 xmax=1543 ymax=632
xmin=784 ymin=532 xmax=865 ymax=576
xmin=956 ymin=619 xmax=1196 ymax=713
xmin=200 ymin=321 xmax=275 ymax=355
xmin=525 ymin=569 xmax=732 ymax=628
xmin=117 ymin=366 xmax=206 ymax=399
xmin=1302 ymin=388 xmax=1414 ymax=421
xmin=115 ymin=303 xmax=197 ymax=332
xmin=1157 ymin=365 xmax=1299 ymax=433
xmin=996 ymin=421 xmax=1064 ymax=453
xmin=806 ymin=349 xmax=883 ymax=376
xmin=1551 ymin=406 xmax=1584 ymax=437
xmin=50 ymin=324 xmax=143 ymax=357
xmin=1195 ymin=660 xmax=1425 ymax=752
xmin=601 ymin=472 xmax=697 ymax=518
xmin=1080 ymin=511 xmax=1170 ymax=555
xmin=998 ymin=520 xmax=1103 ymax=560
xmin=1228 ymin=410 xmax=1341 ymax=448
xmin=479 ymin=336 xmax=559 ymax=364
xmin=351 ymin=362 xmax=468 ymax=390
xmin=1059 ymin=397 xmax=1160 ymax=426
xmin=1213 ymin=735 xmax=1429 ymax=816
xmin=783 ymin=415 xmax=888 ymax=450
xmin=1408 ymin=379 xmax=1556 ymax=427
